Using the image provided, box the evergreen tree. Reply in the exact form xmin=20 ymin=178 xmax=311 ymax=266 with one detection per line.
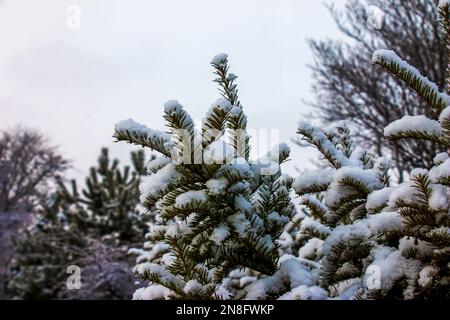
xmin=245 ymin=1 xmax=450 ymax=300
xmin=114 ymin=54 xmax=294 ymax=299
xmin=356 ymin=0 xmax=450 ymax=299
xmin=8 ymin=197 xmax=87 ymax=299
xmin=308 ymin=0 xmax=447 ymax=181
xmin=8 ymin=148 xmax=149 ymax=299
xmin=55 ymin=148 xmax=149 ymax=242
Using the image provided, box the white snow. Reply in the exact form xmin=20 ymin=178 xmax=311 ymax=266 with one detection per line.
xmin=239 ymin=276 xmax=258 ymax=288
xmin=429 ymin=185 xmax=449 ymax=211
xmin=366 ymin=187 xmax=394 ymax=212
xmin=430 ymin=158 xmax=450 ymax=182
xmin=439 ymin=0 xmax=450 ymax=9
xmin=139 ymin=163 xmax=182 ymax=203
xmin=362 ymin=211 xmax=403 ymax=234
xmin=335 ymin=167 xmax=383 ymax=191
xmin=183 ymin=280 xmax=204 ymax=294
xmin=267 ymin=143 xmax=290 ymax=163
xmin=324 ymin=167 xmax=383 ymax=209
xmin=133 ymin=285 xmax=172 ymax=300
xmin=388 ymin=182 xmax=416 ymax=208
xmin=300 ymin=216 xmax=331 ymax=237
xmin=384 ymin=115 xmax=442 ymax=138
xmin=146 ymin=156 xmax=172 ymax=174
xmin=434 ymin=152 xmax=449 ymax=165
xmin=267 ymin=211 xmax=290 ymax=225
xmin=205 ymin=178 xmax=228 ymax=195
xmin=203 ymin=140 xmax=235 ymax=164
xmin=175 ymin=190 xmax=207 ymax=207
xmin=372 ymin=50 xmax=450 ymax=107
xmin=211 ymin=53 xmax=228 ymax=65
xmin=278 ymin=285 xmax=328 ymax=300
xmin=439 ymin=105 xmax=450 ymax=123
xmin=114 ymin=118 xmax=173 ymax=151
xmin=202 ymin=99 xmax=232 ymax=133
xmin=210 ymin=223 xmax=230 ymax=245
xmin=228 ymin=213 xmax=251 ymax=236
xmin=244 ymin=258 xmax=317 ymax=299
xmin=298 ymin=238 xmax=323 ymax=259
xmin=164 ymin=99 xmax=184 ymax=115
xmin=298 ymin=121 xmax=355 ymax=167
xmin=234 ymin=195 xmax=252 ymax=211
xmin=293 ymin=169 xmax=333 ymax=194
xmin=399 ymin=236 xmax=433 ymax=257
xmin=418 ymin=266 xmax=437 ymax=287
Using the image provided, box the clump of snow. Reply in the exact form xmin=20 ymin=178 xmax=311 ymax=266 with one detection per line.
xmin=210 ymin=224 xmax=230 ymax=245
xmin=399 ymin=236 xmax=433 ymax=257
xmin=324 ymin=167 xmax=382 ymax=209
xmin=278 ymin=285 xmax=328 ymax=300
xmin=239 ymin=276 xmax=258 ymax=288
xmin=300 ymin=216 xmax=331 ymax=237
xmin=433 ymin=152 xmax=449 ymax=165
xmin=139 ymin=164 xmax=182 ymax=203
xmin=384 ymin=115 xmax=442 ymax=138
xmin=362 ymin=211 xmax=403 ymax=234
xmin=366 ymin=187 xmax=394 ymax=212
xmin=164 ymin=100 xmax=184 ymax=114
xmin=244 ymin=258 xmax=317 ymax=299
xmin=234 ymin=195 xmax=252 ymax=212
xmin=430 ymin=158 xmax=450 ymax=182
xmin=228 ymin=213 xmax=251 ymax=237
xmin=146 ymin=157 xmax=172 ymax=174
xmin=206 ymin=178 xmax=228 ymax=195
xmin=267 ymin=211 xmax=290 ymax=225
xmin=114 ymin=119 xmax=173 ymax=150
xmin=298 ymin=238 xmax=323 ymax=259
xmin=439 ymin=0 xmax=450 ymax=10
xmin=293 ymin=169 xmax=333 ymax=194
xmin=439 ymin=105 xmax=450 ymax=123
xmin=161 ymin=252 xmax=176 ymax=266
xmin=133 ymin=285 xmax=172 ymax=300
xmin=211 ymin=53 xmax=228 ymax=65
xmin=175 ymin=190 xmax=207 ymax=207
xmin=429 ymin=185 xmax=449 ymax=211
xmin=410 ymin=168 xmax=429 ymax=178
xmin=268 ymin=143 xmax=290 ymax=163
xmin=183 ymin=280 xmax=203 ymax=294
xmin=418 ymin=266 xmax=437 ymax=287
xmin=203 ymin=140 xmax=234 ymax=164
xmin=213 ymin=98 xmax=232 ymax=112
xmin=388 ymin=182 xmax=416 ymax=208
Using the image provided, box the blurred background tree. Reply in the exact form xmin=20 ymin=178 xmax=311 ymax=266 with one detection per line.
xmin=0 ymin=126 xmax=68 ymax=213
xmin=2 ymin=141 xmax=152 ymax=299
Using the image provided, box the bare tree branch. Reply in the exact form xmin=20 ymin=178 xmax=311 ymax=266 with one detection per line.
xmin=0 ymin=126 xmax=69 ymax=212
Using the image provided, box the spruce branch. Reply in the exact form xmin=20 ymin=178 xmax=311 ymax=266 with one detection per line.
xmin=372 ymin=50 xmax=450 ymax=115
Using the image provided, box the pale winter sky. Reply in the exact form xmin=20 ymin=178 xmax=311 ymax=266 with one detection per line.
xmin=0 ymin=0 xmax=345 ymax=180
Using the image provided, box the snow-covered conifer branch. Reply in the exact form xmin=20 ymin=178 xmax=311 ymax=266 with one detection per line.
xmin=113 ymin=119 xmax=173 ymax=157
xmin=372 ymin=50 xmax=450 ymax=115
xmin=211 ymin=53 xmax=250 ymax=160
xmin=383 ymin=115 xmax=447 ymax=146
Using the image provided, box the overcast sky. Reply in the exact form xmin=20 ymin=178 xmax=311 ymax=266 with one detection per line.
xmin=0 ymin=0 xmax=344 ymax=179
